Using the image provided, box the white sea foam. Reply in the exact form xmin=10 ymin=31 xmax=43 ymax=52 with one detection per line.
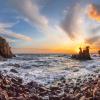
xmin=0 ymin=54 xmax=99 ymax=85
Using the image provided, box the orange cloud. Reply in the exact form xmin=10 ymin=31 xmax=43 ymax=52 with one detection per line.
xmin=88 ymin=4 xmax=100 ymax=21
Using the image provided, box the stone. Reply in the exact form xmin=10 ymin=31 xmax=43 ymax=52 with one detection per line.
xmin=50 ymin=86 xmax=60 ymax=91
xmin=75 ymin=93 xmax=82 ymax=99
xmin=0 ymin=36 xmax=15 ymax=58
xmin=8 ymin=64 xmax=20 ymax=68
xmin=98 ymin=50 xmax=100 ymax=56
xmin=80 ymin=96 xmax=86 ymax=100
xmin=10 ymin=69 xmax=18 ymax=73
xmin=49 ymin=95 xmax=61 ymax=100
xmin=71 ymin=46 xmax=91 ymax=60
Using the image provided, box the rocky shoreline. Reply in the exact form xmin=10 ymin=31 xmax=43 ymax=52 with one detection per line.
xmin=0 ymin=72 xmax=100 ymax=100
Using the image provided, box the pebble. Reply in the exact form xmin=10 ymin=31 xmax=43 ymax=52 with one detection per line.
xmin=0 ymin=73 xmax=100 ymax=100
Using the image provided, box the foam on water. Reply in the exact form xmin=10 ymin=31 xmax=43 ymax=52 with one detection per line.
xmin=0 ymin=54 xmax=99 ymax=85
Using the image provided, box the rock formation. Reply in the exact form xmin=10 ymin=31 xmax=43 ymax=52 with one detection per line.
xmin=0 ymin=36 xmax=14 ymax=58
xmin=98 ymin=50 xmax=100 ymax=57
xmin=72 ymin=46 xmax=91 ymax=60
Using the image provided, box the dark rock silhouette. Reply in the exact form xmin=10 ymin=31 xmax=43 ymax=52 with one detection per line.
xmin=0 ymin=36 xmax=15 ymax=58
xmin=72 ymin=46 xmax=91 ymax=60
xmin=98 ymin=50 xmax=100 ymax=57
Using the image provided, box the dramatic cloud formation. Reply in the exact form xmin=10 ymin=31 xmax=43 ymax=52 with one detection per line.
xmin=61 ymin=3 xmax=85 ymax=39
xmin=5 ymin=0 xmax=99 ymax=53
xmin=88 ymin=4 xmax=100 ymax=21
xmin=85 ymin=4 xmax=100 ymax=48
xmin=9 ymin=0 xmax=48 ymax=33
xmin=9 ymin=0 xmax=68 ymax=46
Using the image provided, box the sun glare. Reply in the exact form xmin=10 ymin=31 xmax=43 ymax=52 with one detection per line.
xmin=75 ymin=40 xmax=85 ymax=53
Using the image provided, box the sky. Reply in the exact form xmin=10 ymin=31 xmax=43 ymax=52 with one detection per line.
xmin=0 ymin=0 xmax=100 ymax=54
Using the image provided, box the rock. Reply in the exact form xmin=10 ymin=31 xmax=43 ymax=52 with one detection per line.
xmin=8 ymin=64 xmax=20 ymax=68
xmin=80 ymin=96 xmax=86 ymax=100
xmin=73 ymin=68 xmax=79 ymax=72
xmin=75 ymin=93 xmax=82 ymax=99
xmin=29 ymin=93 xmax=42 ymax=100
xmin=11 ymin=77 xmax=22 ymax=85
xmin=38 ymin=87 xmax=48 ymax=92
xmin=13 ymin=64 xmax=20 ymax=68
xmin=71 ymin=46 xmax=91 ymax=60
xmin=50 ymin=86 xmax=60 ymax=91
xmin=10 ymin=69 xmax=18 ymax=73
xmin=81 ymin=86 xmax=89 ymax=91
xmin=0 ymin=56 xmax=6 ymax=61
xmin=0 ymin=36 xmax=15 ymax=58
xmin=49 ymin=95 xmax=61 ymax=100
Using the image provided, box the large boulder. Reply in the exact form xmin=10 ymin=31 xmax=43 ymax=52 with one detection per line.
xmin=0 ymin=37 xmax=15 ymax=58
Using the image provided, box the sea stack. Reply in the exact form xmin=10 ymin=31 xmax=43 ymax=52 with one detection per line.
xmin=0 ymin=36 xmax=15 ymax=58
xmin=72 ymin=46 xmax=91 ymax=60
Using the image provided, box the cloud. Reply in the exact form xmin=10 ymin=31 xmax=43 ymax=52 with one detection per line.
xmin=0 ymin=22 xmax=33 ymax=42
xmin=86 ymin=36 xmax=100 ymax=44
xmin=60 ymin=3 xmax=85 ymax=39
xmin=9 ymin=0 xmax=48 ymax=31
xmin=8 ymin=0 xmax=68 ymax=46
xmin=85 ymin=35 xmax=100 ymax=50
xmin=0 ymin=23 xmax=14 ymax=28
xmin=88 ymin=4 xmax=100 ymax=21
xmin=0 ymin=28 xmax=33 ymax=42
xmin=90 ymin=25 xmax=100 ymax=34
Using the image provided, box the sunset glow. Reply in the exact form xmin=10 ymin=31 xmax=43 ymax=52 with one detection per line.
xmin=0 ymin=0 xmax=100 ymax=54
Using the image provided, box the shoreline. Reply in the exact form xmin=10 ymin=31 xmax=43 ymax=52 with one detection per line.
xmin=0 ymin=72 xmax=100 ymax=100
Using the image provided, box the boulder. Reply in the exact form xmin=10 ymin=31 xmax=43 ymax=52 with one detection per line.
xmin=0 ymin=56 xmax=6 ymax=61
xmin=0 ymin=37 xmax=15 ymax=58
xmin=10 ymin=69 xmax=18 ymax=73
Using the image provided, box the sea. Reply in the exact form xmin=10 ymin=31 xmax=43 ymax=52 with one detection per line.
xmin=0 ymin=54 xmax=100 ymax=85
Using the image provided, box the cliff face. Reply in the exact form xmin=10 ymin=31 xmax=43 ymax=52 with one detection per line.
xmin=0 ymin=37 xmax=14 ymax=58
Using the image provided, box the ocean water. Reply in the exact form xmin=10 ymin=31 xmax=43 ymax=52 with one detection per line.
xmin=0 ymin=54 xmax=100 ymax=85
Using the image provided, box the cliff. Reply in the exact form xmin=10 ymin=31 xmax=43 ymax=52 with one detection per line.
xmin=0 ymin=37 xmax=15 ymax=58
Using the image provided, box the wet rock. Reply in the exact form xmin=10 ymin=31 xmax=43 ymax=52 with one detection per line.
xmin=38 ymin=87 xmax=48 ymax=92
xmin=73 ymin=68 xmax=79 ymax=72
xmin=49 ymin=95 xmax=61 ymax=100
xmin=11 ymin=77 xmax=22 ymax=85
xmin=75 ymin=93 xmax=82 ymax=99
xmin=81 ymin=86 xmax=89 ymax=92
xmin=10 ymin=69 xmax=18 ymax=73
xmin=80 ymin=96 xmax=86 ymax=100
xmin=0 ymin=73 xmax=100 ymax=100
xmin=27 ymin=81 xmax=39 ymax=89
xmin=8 ymin=64 xmax=20 ymax=68
xmin=29 ymin=93 xmax=42 ymax=100
xmin=50 ymin=86 xmax=60 ymax=91
xmin=94 ymin=69 xmax=100 ymax=73
xmin=0 ymin=56 xmax=7 ymax=61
